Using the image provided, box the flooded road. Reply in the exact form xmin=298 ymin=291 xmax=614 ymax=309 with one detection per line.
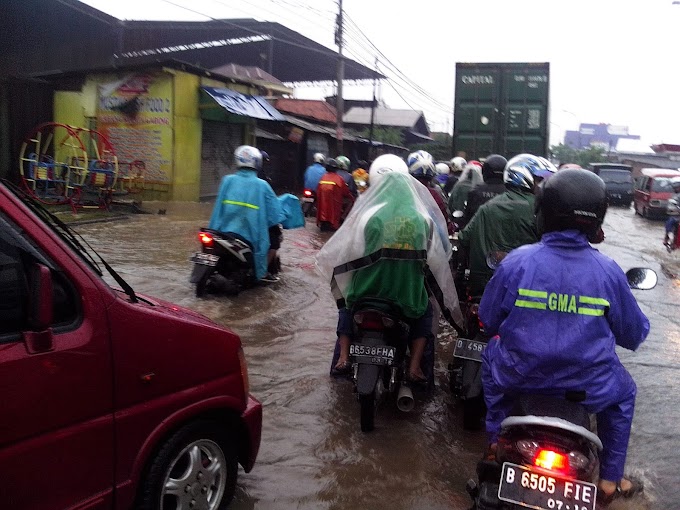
xmin=77 ymin=202 xmax=680 ymax=510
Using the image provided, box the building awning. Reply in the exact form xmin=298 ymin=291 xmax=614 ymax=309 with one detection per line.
xmin=202 ymin=86 xmax=285 ymax=121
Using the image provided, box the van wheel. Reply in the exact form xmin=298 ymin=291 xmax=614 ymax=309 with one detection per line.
xmin=642 ymin=207 xmax=648 ymax=219
xmin=138 ymin=420 xmax=237 ymax=510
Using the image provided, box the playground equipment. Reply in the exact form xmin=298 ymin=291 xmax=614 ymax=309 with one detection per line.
xmin=19 ymin=122 xmax=145 ymax=212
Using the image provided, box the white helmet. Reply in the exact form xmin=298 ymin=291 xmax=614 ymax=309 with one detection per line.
xmin=234 ymin=145 xmax=263 ymax=170
xmin=435 ymin=162 xmax=450 ymax=175
xmin=407 ymin=151 xmax=436 ymax=180
xmin=450 ymin=156 xmax=467 ymax=172
xmin=313 ymin=152 xmax=326 ymax=164
xmin=368 ymin=154 xmax=409 ymax=188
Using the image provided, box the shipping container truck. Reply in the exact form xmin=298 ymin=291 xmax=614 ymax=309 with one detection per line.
xmin=452 ymin=62 xmax=550 ymax=160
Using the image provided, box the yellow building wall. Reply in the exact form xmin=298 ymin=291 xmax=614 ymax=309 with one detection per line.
xmin=171 ymin=70 xmax=201 ymax=201
xmin=52 ymin=69 xmax=260 ymax=202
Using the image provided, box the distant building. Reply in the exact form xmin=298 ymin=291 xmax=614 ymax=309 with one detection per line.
xmin=343 ymin=107 xmax=433 ymax=145
xmin=564 ymin=123 xmax=640 ymax=151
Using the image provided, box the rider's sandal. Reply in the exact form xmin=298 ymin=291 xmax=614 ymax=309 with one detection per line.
xmin=596 ymin=477 xmax=644 ymax=507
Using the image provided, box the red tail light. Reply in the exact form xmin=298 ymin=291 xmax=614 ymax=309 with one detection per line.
xmin=354 ymin=312 xmax=394 ymax=330
xmin=303 ymin=189 xmax=313 ymax=197
xmin=534 ymin=449 xmax=568 ymax=472
xmin=199 ymin=232 xmax=214 ymax=247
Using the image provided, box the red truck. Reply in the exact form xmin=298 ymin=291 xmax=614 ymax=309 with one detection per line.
xmin=0 ymin=179 xmax=262 ymax=509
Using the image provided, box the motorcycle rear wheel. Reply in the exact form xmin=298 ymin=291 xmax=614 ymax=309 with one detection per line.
xmin=463 ymin=395 xmax=485 ymax=431
xmin=359 ymin=393 xmax=375 ymax=432
xmin=195 ymin=268 xmax=214 ymax=298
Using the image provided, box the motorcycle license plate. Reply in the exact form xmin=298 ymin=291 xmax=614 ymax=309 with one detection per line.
xmin=190 ymin=252 xmax=219 ymax=266
xmin=453 ymin=338 xmax=486 ymax=362
xmin=301 ymin=197 xmax=314 ymax=203
xmin=350 ymin=344 xmax=396 ymax=366
xmin=499 ymin=463 xmax=596 ymax=510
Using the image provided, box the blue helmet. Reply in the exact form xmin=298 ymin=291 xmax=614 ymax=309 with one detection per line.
xmin=234 ymin=145 xmax=263 ymax=170
xmin=503 ymin=153 xmax=556 ymax=190
xmin=407 ymin=150 xmax=436 ymax=180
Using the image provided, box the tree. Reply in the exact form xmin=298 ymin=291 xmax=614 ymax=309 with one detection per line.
xmin=410 ymin=132 xmax=453 ymax=161
xmin=357 ymin=127 xmax=404 ymax=147
xmin=550 ymin=144 xmax=607 ymax=168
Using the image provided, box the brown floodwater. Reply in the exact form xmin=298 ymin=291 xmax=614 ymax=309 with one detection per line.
xmin=75 ymin=202 xmax=679 ymax=510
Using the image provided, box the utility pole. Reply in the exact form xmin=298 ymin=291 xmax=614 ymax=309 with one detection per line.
xmin=335 ymin=0 xmax=344 ymax=155
xmin=368 ymin=57 xmax=378 ymax=161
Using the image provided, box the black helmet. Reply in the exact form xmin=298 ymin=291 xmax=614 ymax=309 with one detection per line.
xmin=326 ymin=158 xmax=340 ymax=172
xmin=535 ymin=168 xmax=607 ymax=240
xmin=482 ymin=154 xmax=507 ymax=181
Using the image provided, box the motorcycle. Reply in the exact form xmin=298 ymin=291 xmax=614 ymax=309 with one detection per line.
xmin=466 ymin=267 xmax=657 ymax=510
xmin=301 ymin=188 xmax=316 ymax=217
xmin=450 ymin=251 xmax=507 ymax=430
xmin=189 ymin=228 xmax=280 ymax=297
xmin=346 ymin=298 xmax=421 ymax=433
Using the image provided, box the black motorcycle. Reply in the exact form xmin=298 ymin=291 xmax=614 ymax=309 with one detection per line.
xmin=189 ymin=228 xmax=279 ymax=297
xmin=347 ymin=299 xmax=419 ymax=432
xmin=466 ymin=267 xmax=657 ymax=510
xmin=450 ymin=251 xmax=507 ymax=430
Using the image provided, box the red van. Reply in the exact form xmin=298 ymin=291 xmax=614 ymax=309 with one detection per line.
xmin=0 ymin=180 xmax=262 ymax=509
xmin=633 ymin=168 xmax=680 ymax=218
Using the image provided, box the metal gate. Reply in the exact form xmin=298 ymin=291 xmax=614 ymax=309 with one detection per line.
xmin=200 ymin=120 xmax=244 ymax=200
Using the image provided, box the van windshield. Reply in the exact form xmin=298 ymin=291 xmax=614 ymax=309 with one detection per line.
xmin=651 ymin=177 xmax=677 ymax=192
xmin=599 ymin=169 xmax=632 ymax=184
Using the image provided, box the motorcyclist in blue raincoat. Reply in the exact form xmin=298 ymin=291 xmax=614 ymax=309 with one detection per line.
xmin=303 ymin=153 xmax=327 ymax=191
xmin=480 ymin=169 xmax=649 ymax=504
xmin=208 ymin=145 xmax=286 ymax=282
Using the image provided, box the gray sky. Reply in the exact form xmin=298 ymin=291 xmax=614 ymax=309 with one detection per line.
xmin=80 ymin=0 xmax=680 ymax=146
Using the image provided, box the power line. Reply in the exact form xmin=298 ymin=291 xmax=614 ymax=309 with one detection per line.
xmin=343 ymin=14 xmax=452 ymax=111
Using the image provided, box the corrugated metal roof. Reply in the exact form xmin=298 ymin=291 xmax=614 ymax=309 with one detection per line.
xmin=274 ymin=99 xmax=337 ymax=124
xmin=343 ymin=107 xmax=424 ymax=128
xmin=119 ymin=19 xmax=383 ymax=84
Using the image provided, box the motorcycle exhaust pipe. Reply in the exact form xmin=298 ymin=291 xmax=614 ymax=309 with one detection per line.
xmin=397 ymin=384 xmax=415 ymax=412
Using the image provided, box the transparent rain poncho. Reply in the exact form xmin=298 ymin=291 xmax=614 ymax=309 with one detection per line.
xmin=316 ymin=172 xmax=463 ymax=329
xmin=449 ymin=164 xmax=484 ymax=212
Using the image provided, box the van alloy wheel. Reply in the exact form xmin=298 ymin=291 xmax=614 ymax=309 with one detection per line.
xmin=161 ymin=439 xmax=227 ymax=510
xmin=138 ymin=421 xmax=237 ymax=510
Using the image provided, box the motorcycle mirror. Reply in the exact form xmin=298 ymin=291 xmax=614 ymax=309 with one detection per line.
xmin=452 ymin=210 xmax=464 ymax=218
xmin=486 ymin=251 xmax=509 ymax=270
xmin=626 ymin=268 xmax=658 ymax=290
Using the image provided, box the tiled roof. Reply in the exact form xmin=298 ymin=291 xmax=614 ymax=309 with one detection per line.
xmin=273 ymin=99 xmax=337 ymax=124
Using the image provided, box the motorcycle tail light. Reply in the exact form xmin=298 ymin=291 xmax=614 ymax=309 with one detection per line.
xmin=354 ymin=312 xmax=386 ymax=330
xmin=303 ymin=189 xmax=313 ymax=197
xmin=199 ymin=232 xmax=214 ymax=247
xmin=567 ymin=450 xmax=590 ymax=471
xmin=534 ymin=448 xmax=568 ymax=473
xmin=516 ymin=439 xmax=540 ymax=462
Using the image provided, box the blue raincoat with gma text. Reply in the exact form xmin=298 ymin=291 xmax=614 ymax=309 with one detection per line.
xmin=479 ymin=230 xmax=650 ymax=481
xmin=208 ymin=170 xmax=285 ymax=279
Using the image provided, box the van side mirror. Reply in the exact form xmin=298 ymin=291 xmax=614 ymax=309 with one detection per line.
xmin=626 ymin=268 xmax=657 ymax=290
xmin=23 ymin=263 xmax=54 ymax=354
